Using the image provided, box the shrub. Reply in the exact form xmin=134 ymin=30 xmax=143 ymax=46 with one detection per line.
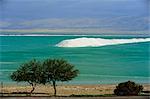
xmin=114 ymin=81 xmax=143 ymax=96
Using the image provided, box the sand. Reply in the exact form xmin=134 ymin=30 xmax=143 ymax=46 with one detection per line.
xmin=1 ymin=84 xmax=150 ymax=96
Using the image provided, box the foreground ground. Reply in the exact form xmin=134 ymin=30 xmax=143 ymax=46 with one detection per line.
xmin=1 ymin=84 xmax=150 ymax=96
xmin=1 ymin=96 xmax=150 ymax=99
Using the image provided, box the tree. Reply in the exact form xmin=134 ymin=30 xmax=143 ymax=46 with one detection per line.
xmin=114 ymin=81 xmax=143 ymax=96
xmin=43 ymin=59 xmax=79 ymax=96
xmin=10 ymin=59 xmax=45 ymax=94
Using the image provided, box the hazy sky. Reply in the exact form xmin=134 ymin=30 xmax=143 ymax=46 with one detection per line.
xmin=0 ymin=0 xmax=149 ymax=34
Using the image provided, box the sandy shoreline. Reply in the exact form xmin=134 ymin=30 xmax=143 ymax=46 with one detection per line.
xmin=1 ymin=84 xmax=150 ymax=96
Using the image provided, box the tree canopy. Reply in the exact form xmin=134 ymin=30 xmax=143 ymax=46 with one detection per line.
xmin=10 ymin=59 xmax=45 ymax=93
xmin=10 ymin=58 xmax=79 ymax=95
xmin=43 ymin=59 xmax=79 ymax=96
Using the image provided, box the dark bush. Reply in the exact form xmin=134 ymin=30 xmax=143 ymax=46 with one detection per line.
xmin=114 ymin=81 xmax=143 ymax=96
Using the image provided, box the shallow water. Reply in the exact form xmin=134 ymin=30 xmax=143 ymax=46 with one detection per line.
xmin=0 ymin=35 xmax=150 ymax=84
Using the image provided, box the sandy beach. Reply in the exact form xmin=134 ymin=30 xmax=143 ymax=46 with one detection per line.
xmin=1 ymin=84 xmax=150 ymax=96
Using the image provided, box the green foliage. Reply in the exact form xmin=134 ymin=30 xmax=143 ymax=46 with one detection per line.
xmin=10 ymin=59 xmax=45 ymax=93
xmin=114 ymin=81 xmax=143 ymax=96
xmin=43 ymin=59 xmax=79 ymax=96
xmin=43 ymin=59 xmax=79 ymax=82
xmin=10 ymin=58 xmax=79 ymax=95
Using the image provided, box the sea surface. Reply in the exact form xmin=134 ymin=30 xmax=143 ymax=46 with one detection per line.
xmin=0 ymin=35 xmax=150 ymax=84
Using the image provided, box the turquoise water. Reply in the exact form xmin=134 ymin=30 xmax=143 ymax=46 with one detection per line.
xmin=0 ymin=36 xmax=150 ymax=84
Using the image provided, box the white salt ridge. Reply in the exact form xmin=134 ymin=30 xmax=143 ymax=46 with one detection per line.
xmin=56 ymin=37 xmax=150 ymax=47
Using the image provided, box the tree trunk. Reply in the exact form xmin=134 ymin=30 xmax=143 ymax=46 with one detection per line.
xmin=52 ymin=81 xmax=57 ymax=96
xmin=30 ymin=83 xmax=36 ymax=94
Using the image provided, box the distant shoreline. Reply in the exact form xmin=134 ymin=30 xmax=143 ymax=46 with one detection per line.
xmin=0 ymin=28 xmax=149 ymax=36
xmin=0 ymin=34 xmax=149 ymax=37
